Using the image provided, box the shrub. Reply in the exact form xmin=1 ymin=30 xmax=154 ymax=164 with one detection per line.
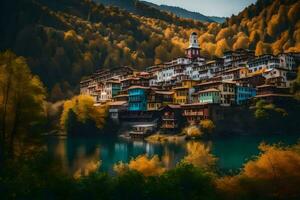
xmin=199 ymin=119 xmax=215 ymax=135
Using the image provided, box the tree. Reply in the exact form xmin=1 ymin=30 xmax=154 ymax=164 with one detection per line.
xmin=60 ymin=95 xmax=108 ymax=132
xmin=233 ymin=34 xmax=250 ymax=50
xmin=216 ymin=143 xmax=300 ymax=200
xmin=185 ymin=126 xmax=202 ymax=138
xmin=114 ymin=155 xmax=165 ymax=177
xmin=0 ymin=51 xmax=46 ymax=161
xmin=199 ymin=119 xmax=215 ymax=135
xmin=215 ymin=39 xmax=230 ymax=57
xmin=288 ymin=1 xmax=300 ymax=23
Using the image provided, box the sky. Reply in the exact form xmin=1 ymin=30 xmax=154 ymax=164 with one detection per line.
xmin=145 ymin=0 xmax=257 ymax=17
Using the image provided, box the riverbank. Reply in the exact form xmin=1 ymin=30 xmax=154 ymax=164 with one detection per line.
xmin=145 ymin=134 xmax=186 ymax=143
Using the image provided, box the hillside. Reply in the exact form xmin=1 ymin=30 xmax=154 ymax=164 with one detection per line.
xmin=94 ymin=0 xmax=225 ymax=23
xmin=0 ymin=0 xmax=205 ymax=100
xmin=0 ymin=0 xmax=299 ymax=101
xmin=196 ymin=0 xmax=300 ymax=57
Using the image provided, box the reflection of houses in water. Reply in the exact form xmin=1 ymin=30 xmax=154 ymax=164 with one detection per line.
xmin=114 ymin=143 xmax=128 ymax=161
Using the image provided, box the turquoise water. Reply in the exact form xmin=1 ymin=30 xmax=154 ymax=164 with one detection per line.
xmin=47 ymin=134 xmax=299 ymax=176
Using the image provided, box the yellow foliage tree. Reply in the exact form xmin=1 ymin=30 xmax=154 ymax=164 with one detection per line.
xmin=255 ymin=41 xmax=272 ymax=56
xmin=233 ymin=34 xmax=250 ymax=50
xmin=216 ymin=143 xmax=300 ymax=199
xmin=128 ymin=155 xmax=165 ymax=176
xmin=199 ymin=32 xmax=215 ymax=44
xmin=0 ymin=51 xmax=46 ymax=158
xmin=216 ymin=27 xmax=234 ymax=41
xmin=199 ymin=119 xmax=215 ymax=134
xmin=215 ymin=39 xmax=230 ymax=57
xmin=201 ymin=42 xmax=217 ymax=57
xmin=60 ymin=95 xmax=107 ymax=130
xmin=288 ymin=1 xmax=300 ymax=23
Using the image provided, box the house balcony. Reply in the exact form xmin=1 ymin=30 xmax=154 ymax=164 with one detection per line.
xmin=162 ymin=115 xmax=176 ymax=120
xmin=183 ymin=111 xmax=204 ymax=116
xmin=161 ymin=124 xmax=178 ymax=129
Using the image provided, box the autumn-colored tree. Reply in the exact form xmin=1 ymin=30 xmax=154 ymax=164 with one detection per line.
xmin=0 ymin=51 xmax=46 ymax=160
xmin=185 ymin=126 xmax=202 ymax=138
xmin=215 ymin=39 xmax=230 ymax=57
xmin=199 ymin=119 xmax=215 ymax=135
xmin=287 ymin=1 xmax=300 ymax=23
xmin=233 ymin=33 xmax=250 ymax=50
xmin=216 ymin=143 xmax=300 ymax=199
xmin=216 ymin=27 xmax=234 ymax=42
xmin=60 ymin=95 xmax=107 ymax=132
xmin=114 ymin=155 xmax=165 ymax=176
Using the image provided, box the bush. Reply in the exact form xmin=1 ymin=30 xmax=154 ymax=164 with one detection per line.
xmin=185 ymin=126 xmax=203 ymax=138
xmin=199 ymin=119 xmax=215 ymax=135
xmin=114 ymin=155 xmax=165 ymax=177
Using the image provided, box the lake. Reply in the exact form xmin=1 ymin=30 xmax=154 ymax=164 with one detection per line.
xmin=47 ymin=134 xmax=299 ymax=177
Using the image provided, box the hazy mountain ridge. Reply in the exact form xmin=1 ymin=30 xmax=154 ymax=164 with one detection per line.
xmin=141 ymin=1 xmax=226 ymax=23
xmin=94 ymin=0 xmax=226 ymax=23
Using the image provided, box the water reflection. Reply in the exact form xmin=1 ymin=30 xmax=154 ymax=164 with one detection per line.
xmin=183 ymin=141 xmax=217 ymax=169
xmin=47 ymin=134 xmax=299 ymax=175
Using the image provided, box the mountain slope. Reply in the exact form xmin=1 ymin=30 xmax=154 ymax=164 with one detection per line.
xmin=0 ymin=0 xmax=299 ymax=101
xmin=94 ymin=0 xmax=225 ymax=23
xmin=0 ymin=0 xmax=204 ymax=99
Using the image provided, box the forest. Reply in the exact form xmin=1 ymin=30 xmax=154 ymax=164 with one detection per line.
xmin=0 ymin=0 xmax=299 ymax=101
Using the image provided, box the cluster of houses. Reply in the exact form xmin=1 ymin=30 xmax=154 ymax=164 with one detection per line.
xmin=80 ymin=32 xmax=300 ymax=137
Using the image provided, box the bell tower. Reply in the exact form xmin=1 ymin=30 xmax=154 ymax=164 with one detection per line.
xmin=185 ymin=32 xmax=201 ymax=59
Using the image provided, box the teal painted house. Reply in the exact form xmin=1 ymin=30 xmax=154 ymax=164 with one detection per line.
xmin=198 ymin=88 xmax=221 ymax=104
xmin=128 ymin=86 xmax=149 ymax=111
xmin=236 ymin=86 xmax=256 ymax=105
xmin=111 ymin=82 xmax=121 ymax=97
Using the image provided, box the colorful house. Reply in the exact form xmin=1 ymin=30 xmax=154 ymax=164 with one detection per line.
xmin=194 ymin=81 xmax=236 ymax=106
xmin=254 ymin=84 xmax=293 ymax=104
xmin=173 ymin=80 xmax=197 ymax=104
xmin=147 ymin=89 xmax=174 ymax=111
xmin=181 ymin=103 xmax=219 ymax=124
xmin=105 ymin=80 xmax=121 ymax=98
xmin=235 ymin=85 xmax=256 ymax=105
xmin=197 ymin=88 xmax=221 ymax=104
xmin=160 ymin=105 xmax=184 ymax=132
xmin=128 ymin=86 xmax=149 ymax=111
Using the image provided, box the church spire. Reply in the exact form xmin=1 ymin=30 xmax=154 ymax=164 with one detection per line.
xmin=185 ymin=32 xmax=201 ymax=59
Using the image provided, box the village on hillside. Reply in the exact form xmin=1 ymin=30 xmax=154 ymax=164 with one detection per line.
xmin=80 ymin=32 xmax=300 ymax=138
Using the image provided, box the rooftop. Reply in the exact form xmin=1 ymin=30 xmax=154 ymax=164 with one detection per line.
xmin=155 ymin=91 xmax=174 ymax=95
xmin=197 ymin=88 xmax=220 ymax=93
xmin=128 ymin=86 xmax=150 ymax=90
xmin=108 ymin=101 xmax=127 ymax=106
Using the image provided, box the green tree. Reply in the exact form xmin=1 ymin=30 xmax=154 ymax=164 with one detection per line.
xmin=0 ymin=51 xmax=46 ymax=161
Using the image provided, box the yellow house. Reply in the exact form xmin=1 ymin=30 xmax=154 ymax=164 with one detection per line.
xmin=173 ymin=80 xmax=197 ymax=104
xmin=248 ymin=68 xmax=266 ymax=77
